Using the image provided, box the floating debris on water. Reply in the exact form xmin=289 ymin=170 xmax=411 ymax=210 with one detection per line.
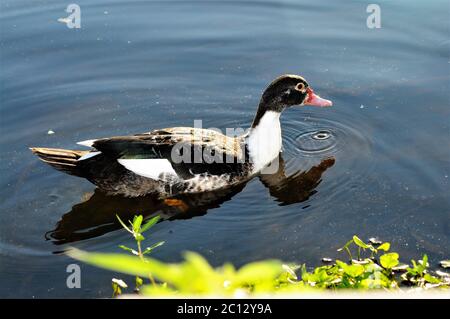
xmin=440 ymin=260 xmax=450 ymax=269
xmin=47 ymin=130 xmax=55 ymax=135
xmin=392 ymin=264 xmax=409 ymax=272
xmin=111 ymin=278 xmax=127 ymax=288
xmin=368 ymin=237 xmax=382 ymax=245
xmin=352 ymin=259 xmax=370 ymax=265
xmin=321 ymin=258 xmax=333 ymax=263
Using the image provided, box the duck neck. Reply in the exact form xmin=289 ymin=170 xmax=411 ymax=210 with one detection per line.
xmin=247 ymin=109 xmax=282 ymax=173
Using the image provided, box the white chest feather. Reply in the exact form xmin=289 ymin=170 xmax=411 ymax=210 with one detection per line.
xmin=247 ymin=111 xmax=282 ymax=173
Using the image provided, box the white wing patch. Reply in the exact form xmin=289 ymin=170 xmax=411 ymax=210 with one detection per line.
xmin=78 ymin=151 xmax=101 ymax=161
xmin=77 ymin=139 xmax=97 ymax=147
xmin=117 ymin=159 xmax=177 ymax=180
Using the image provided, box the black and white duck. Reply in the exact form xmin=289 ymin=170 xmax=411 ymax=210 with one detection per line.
xmin=47 ymin=156 xmax=335 ymax=245
xmin=31 ymin=74 xmax=332 ymax=197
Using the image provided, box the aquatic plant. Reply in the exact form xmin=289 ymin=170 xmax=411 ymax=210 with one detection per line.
xmin=68 ymin=218 xmax=449 ymax=297
xmin=112 ymin=215 xmax=164 ymax=296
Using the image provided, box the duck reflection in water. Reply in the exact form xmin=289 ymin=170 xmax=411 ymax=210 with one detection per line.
xmin=46 ymin=155 xmax=335 ymax=245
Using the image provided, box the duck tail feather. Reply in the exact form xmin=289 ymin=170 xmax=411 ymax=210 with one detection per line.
xmin=30 ymin=147 xmax=89 ymax=177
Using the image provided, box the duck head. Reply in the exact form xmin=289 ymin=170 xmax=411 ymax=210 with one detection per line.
xmin=252 ymin=74 xmax=332 ymax=127
xmin=248 ymin=74 xmax=332 ymax=173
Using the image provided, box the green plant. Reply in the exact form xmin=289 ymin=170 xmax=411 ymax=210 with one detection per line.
xmin=112 ymin=215 xmax=164 ymax=296
xmin=307 ymin=235 xmax=449 ymax=290
xmin=68 ymin=226 xmax=450 ymax=297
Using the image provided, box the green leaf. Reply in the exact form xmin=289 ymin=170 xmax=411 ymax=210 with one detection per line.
xmin=134 ymin=233 xmax=145 ymax=242
xmin=336 ymin=260 xmax=364 ymax=277
xmin=353 ymin=235 xmax=369 ymax=249
xmin=380 ymin=253 xmax=399 ymax=269
xmin=116 ymin=215 xmax=132 ymax=233
xmin=143 ymin=241 xmax=165 ymax=255
xmin=68 ymin=248 xmax=180 ymax=281
xmin=337 ymin=239 xmax=353 ymax=252
xmin=111 ymin=278 xmax=127 ymax=297
xmin=344 ymin=265 xmax=364 ymax=278
xmin=424 ymin=274 xmax=441 ymax=284
xmin=377 ymin=242 xmax=390 ymax=251
xmin=135 ymin=276 xmax=143 ymax=287
xmin=421 ymin=254 xmax=429 ymax=267
xmin=132 ymin=215 xmax=143 ymax=233
xmin=141 ymin=216 xmax=161 ymax=233
xmin=118 ymin=245 xmax=138 ymax=255
xmin=112 ymin=282 xmax=122 ymax=297
xmin=337 ymin=239 xmax=354 ymax=260
xmin=299 ymin=264 xmax=308 ymax=279
xmin=177 ymin=252 xmax=224 ymax=293
xmin=235 ymin=260 xmax=283 ymax=284
xmin=407 ymin=260 xmax=420 ymax=276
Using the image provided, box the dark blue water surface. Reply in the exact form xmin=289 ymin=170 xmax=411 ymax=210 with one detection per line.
xmin=0 ymin=0 xmax=449 ymax=298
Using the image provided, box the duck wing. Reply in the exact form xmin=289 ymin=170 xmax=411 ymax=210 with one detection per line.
xmin=84 ymin=127 xmax=248 ymax=180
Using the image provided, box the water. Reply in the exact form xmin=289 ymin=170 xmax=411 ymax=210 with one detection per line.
xmin=0 ymin=0 xmax=449 ymax=298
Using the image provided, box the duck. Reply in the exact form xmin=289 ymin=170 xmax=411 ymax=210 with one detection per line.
xmin=46 ymin=156 xmax=335 ymax=245
xmin=31 ymin=74 xmax=332 ymax=198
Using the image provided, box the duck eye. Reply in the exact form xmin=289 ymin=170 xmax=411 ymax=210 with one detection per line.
xmin=295 ymin=82 xmax=306 ymax=93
